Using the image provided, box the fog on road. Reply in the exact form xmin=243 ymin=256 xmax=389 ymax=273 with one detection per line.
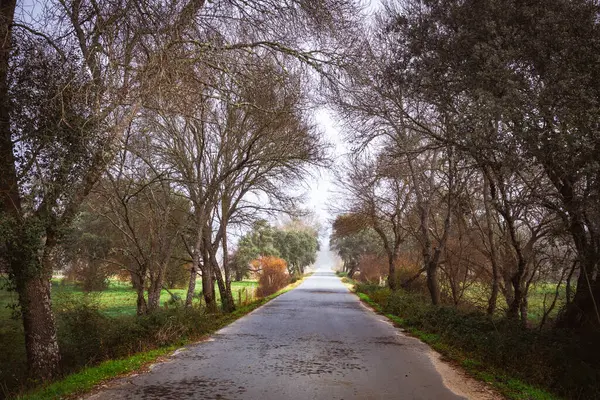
xmin=88 ymin=255 xmax=464 ymax=400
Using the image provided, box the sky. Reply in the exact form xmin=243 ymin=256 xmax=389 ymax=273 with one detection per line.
xmin=303 ymin=108 xmax=350 ymax=236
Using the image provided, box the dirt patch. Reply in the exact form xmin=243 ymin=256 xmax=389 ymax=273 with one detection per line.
xmin=428 ymin=350 xmax=504 ymax=400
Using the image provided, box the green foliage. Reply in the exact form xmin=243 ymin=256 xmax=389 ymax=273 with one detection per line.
xmin=330 ymin=215 xmax=382 ymax=276
xmin=234 ymin=220 xmax=319 ymax=278
xmin=356 ymin=285 xmax=599 ymax=400
xmin=273 ymin=228 xmax=318 ymax=275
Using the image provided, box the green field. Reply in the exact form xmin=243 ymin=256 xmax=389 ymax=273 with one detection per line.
xmin=450 ymin=281 xmax=567 ymax=325
xmin=0 ymin=278 xmax=258 ymax=319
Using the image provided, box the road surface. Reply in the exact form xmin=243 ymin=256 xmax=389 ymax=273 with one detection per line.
xmin=88 ymin=267 xmax=468 ymax=399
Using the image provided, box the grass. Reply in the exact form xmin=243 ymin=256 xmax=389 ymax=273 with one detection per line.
xmin=51 ymin=279 xmax=258 ymax=317
xmin=349 ymin=277 xmax=600 ymax=400
xmin=15 ymin=347 xmax=177 ymax=400
xmin=458 ymin=281 xmax=567 ymax=325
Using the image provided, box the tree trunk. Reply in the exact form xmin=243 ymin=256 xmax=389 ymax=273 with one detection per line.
xmin=387 ymin=253 xmax=397 ymax=290
xmin=185 ymin=234 xmax=203 ymax=308
xmin=559 ymin=256 xmax=600 ymax=329
xmin=347 ymin=261 xmax=357 ymax=279
xmin=507 ymin=269 xmax=526 ymax=322
xmin=426 ymin=260 xmax=441 ymax=305
xmin=220 ymin=216 xmax=235 ymax=312
xmin=17 ymin=273 xmax=61 ymax=381
xmin=519 ymin=296 xmax=528 ymax=329
xmin=135 ymin=282 xmax=147 ymax=315
xmin=147 ymin=275 xmax=162 ymax=312
xmin=0 ymin=0 xmax=59 ymax=382
xmin=483 ymin=175 xmax=500 ymax=315
xmin=185 ymin=266 xmax=197 ymax=307
xmin=201 ymin=268 xmax=216 ymax=311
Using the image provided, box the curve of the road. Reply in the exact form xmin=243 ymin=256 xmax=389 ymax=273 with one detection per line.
xmin=87 ymin=266 xmax=473 ymax=400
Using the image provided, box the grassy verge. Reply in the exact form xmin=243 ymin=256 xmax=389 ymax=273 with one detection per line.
xmin=11 ymin=276 xmax=308 ymax=400
xmin=345 ymin=278 xmax=598 ymax=400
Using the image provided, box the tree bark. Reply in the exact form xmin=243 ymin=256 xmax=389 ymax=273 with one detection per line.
xmin=387 ymin=253 xmax=397 ymax=290
xmin=483 ymin=174 xmax=500 ymax=315
xmin=11 ymin=229 xmax=61 ymax=380
xmin=185 ymin=266 xmax=198 ymax=307
xmin=16 ymin=271 xmax=61 ymax=381
xmin=426 ymin=260 xmax=441 ymax=305
xmin=147 ymin=270 xmax=163 ymax=312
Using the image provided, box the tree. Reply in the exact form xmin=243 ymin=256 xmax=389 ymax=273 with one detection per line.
xmin=337 ymin=155 xmax=413 ymax=289
xmin=330 ymin=214 xmax=381 ymax=278
xmin=0 ymin=0 xmax=208 ymax=378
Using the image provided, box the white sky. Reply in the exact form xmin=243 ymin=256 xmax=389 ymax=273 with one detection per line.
xmin=304 ymin=108 xmax=350 ymax=232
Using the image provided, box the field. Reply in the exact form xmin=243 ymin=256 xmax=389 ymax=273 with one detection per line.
xmin=455 ymin=282 xmax=567 ymax=325
xmin=0 ymin=277 xmax=257 ymax=398
xmin=0 ymin=277 xmax=258 ymax=319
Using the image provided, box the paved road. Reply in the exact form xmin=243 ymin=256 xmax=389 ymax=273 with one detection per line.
xmin=88 ymin=267 xmax=464 ymax=400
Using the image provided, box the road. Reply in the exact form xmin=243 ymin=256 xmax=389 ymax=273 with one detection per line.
xmin=88 ymin=266 xmax=468 ymax=400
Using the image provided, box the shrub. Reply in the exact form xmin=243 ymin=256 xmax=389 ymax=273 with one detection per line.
xmin=256 ymin=256 xmax=289 ymax=297
xmin=54 ymin=294 xmax=218 ymax=377
xmin=356 ymin=254 xmax=387 ymax=284
xmin=164 ymin=263 xmax=190 ymax=289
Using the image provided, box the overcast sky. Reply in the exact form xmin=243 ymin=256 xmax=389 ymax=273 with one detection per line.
xmin=303 ymin=108 xmax=350 ymax=235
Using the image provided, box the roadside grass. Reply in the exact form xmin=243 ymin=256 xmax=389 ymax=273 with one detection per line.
xmin=9 ymin=274 xmax=308 ymax=400
xmin=347 ymin=278 xmax=598 ymax=400
xmin=0 ymin=277 xmax=266 ymax=400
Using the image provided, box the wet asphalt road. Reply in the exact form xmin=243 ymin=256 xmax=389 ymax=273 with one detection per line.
xmin=87 ymin=267 xmax=464 ymax=400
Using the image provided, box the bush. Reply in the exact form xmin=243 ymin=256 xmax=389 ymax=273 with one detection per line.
xmin=55 ymin=294 xmax=219 ymax=377
xmin=256 ymin=256 xmax=289 ymax=297
xmin=164 ymin=263 xmax=190 ymax=289
xmin=64 ymin=262 xmax=110 ymax=291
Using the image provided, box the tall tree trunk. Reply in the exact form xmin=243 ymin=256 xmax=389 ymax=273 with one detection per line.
xmin=147 ymin=270 xmax=164 ymax=312
xmin=16 ymin=271 xmax=61 ymax=380
xmin=559 ymin=256 xmax=600 ymax=329
xmin=14 ymin=233 xmax=61 ymax=380
xmin=347 ymin=261 xmax=357 ymax=279
xmin=220 ymin=210 xmax=235 ymax=312
xmin=201 ymin=267 xmax=216 ymax=311
xmin=507 ymin=261 xmax=527 ymax=322
xmin=185 ymin=234 xmax=204 ymax=307
xmin=1 ymin=0 xmax=60 ymax=382
xmin=211 ymin=250 xmax=234 ymax=312
xmin=387 ymin=252 xmax=397 ymax=290
xmin=483 ymin=174 xmax=500 ymax=315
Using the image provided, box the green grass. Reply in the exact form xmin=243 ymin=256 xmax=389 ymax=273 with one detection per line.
xmin=457 ymin=281 xmax=567 ymax=325
xmin=15 ymin=347 xmax=177 ymax=400
xmin=51 ymin=279 xmax=258 ymax=317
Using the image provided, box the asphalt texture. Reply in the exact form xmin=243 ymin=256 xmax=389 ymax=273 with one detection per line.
xmin=87 ymin=267 xmax=464 ymax=400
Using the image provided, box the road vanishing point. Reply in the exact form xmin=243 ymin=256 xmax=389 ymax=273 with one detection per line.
xmin=87 ymin=266 xmax=471 ymax=400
